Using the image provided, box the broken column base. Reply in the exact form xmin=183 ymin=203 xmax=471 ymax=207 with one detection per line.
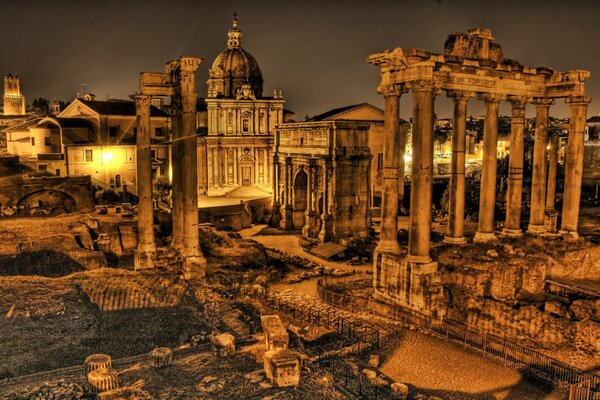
xmin=544 ymin=209 xmax=559 ymax=233
xmin=182 ymin=255 xmax=206 ymax=280
xmin=87 ymin=368 xmax=119 ymax=393
xmin=527 ymin=223 xmax=546 ymax=235
xmin=84 ymin=354 xmax=112 ymax=376
xmin=473 ymin=231 xmax=497 ymax=243
xmin=500 ymin=228 xmax=523 ymax=237
xmin=149 ymin=347 xmax=173 ymax=368
xmin=559 ymin=229 xmax=579 ymax=241
xmin=133 ymin=249 xmax=155 ymax=270
xmin=443 ymin=235 xmax=467 ymax=245
xmin=372 ymin=252 xmax=445 ymax=319
xmin=263 ymin=349 xmax=301 ymax=387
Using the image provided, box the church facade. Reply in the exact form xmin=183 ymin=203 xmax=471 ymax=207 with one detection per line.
xmin=201 ymin=16 xmax=286 ymax=195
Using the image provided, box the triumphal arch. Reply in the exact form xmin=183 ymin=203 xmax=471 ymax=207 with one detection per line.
xmin=368 ymin=28 xmax=590 ymax=316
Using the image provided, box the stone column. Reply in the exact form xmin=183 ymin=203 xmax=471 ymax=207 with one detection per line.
xmin=444 ymin=90 xmax=473 ymax=244
xmin=528 ymin=98 xmax=553 ymax=233
xmin=474 ymin=94 xmax=502 ymax=243
xmin=318 ymin=159 xmax=333 ymax=243
xmin=173 ymin=57 xmax=206 ymax=278
xmin=302 ymin=163 xmax=314 ymax=238
xmin=407 ymin=81 xmax=434 ymax=263
xmin=270 ymin=153 xmax=281 ymax=227
xmin=281 ymin=157 xmax=294 ymax=230
xmin=546 ymin=132 xmax=559 ymax=211
xmin=170 ymin=93 xmax=184 ymax=251
xmin=503 ymin=96 xmax=528 ymax=236
xmin=375 ymin=86 xmax=404 ymax=255
xmin=133 ymin=94 xmax=156 ymax=270
xmin=560 ymin=96 xmax=591 ymax=239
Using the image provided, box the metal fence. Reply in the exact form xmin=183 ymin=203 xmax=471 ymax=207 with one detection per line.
xmin=316 ymin=277 xmax=370 ymax=312
xmin=316 ymin=277 xmax=600 ymax=398
xmin=319 ymin=358 xmax=395 ymax=400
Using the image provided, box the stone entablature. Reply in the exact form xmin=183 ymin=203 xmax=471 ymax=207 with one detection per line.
xmin=367 ymin=28 xmax=589 ymax=100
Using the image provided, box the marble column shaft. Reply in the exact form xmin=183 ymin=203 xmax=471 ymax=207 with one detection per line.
xmin=133 ymin=94 xmax=156 ymax=257
xmin=546 ymin=132 xmax=559 ymax=211
xmin=475 ymin=94 xmax=501 ymax=241
xmin=376 ymin=90 xmax=403 ymax=255
xmin=408 ymin=81 xmax=434 ymax=263
xmin=528 ymin=99 xmax=553 ymax=232
xmin=561 ymin=96 xmax=591 ymax=237
xmin=445 ymin=91 xmax=472 ymax=244
xmin=170 ymin=95 xmax=184 ymax=250
xmin=503 ymin=97 xmax=528 ymax=235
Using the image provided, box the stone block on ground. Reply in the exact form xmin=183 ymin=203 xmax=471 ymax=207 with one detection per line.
xmin=390 ymin=382 xmax=409 ymax=399
xmin=263 ymin=349 xmax=301 ymax=387
xmin=211 ymin=332 xmax=235 ymax=356
xmin=368 ymin=353 xmax=380 ymax=368
xmin=260 ymin=314 xmax=289 ymax=351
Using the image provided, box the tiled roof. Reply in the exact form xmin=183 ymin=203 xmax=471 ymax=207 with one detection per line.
xmin=80 ymin=99 xmax=170 ymax=118
xmin=307 ymin=103 xmax=371 ymax=121
xmin=587 ymin=116 xmax=600 ymax=123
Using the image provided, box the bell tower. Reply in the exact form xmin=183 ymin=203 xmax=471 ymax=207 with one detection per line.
xmin=3 ymin=74 xmax=26 ymax=115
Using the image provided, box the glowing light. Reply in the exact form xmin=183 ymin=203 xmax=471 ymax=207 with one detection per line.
xmin=102 ymin=152 xmax=113 ymax=162
xmin=404 ymin=154 xmax=412 ymax=163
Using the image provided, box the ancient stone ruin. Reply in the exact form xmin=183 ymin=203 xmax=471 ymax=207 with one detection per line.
xmin=368 ymin=28 xmax=590 ymax=317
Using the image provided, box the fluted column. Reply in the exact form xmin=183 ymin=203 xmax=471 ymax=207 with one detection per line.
xmin=444 ymin=90 xmax=473 ymax=244
xmin=281 ymin=157 xmax=294 ymax=230
xmin=528 ymin=98 xmax=553 ymax=233
xmin=560 ymin=96 xmax=591 ymax=239
xmin=474 ymin=94 xmax=502 ymax=243
xmin=318 ymin=159 xmax=333 ymax=243
xmin=133 ymin=94 xmax=156 ymax=269
xmin=407 ymin=81 xmax=435 ymax=263
xmin=375 ymin=86 xmax=404 ymax=255
xmin=503 ymin=96 xmax=528 ymax=236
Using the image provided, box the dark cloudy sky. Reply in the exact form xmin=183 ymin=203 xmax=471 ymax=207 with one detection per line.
xmin=2 ymin=0 xmax=599 ymax=120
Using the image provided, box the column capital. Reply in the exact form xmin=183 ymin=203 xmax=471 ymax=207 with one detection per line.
xmin=508 ymin=95 xmax=529 ymax=109
xmin=566 ymin=95 xmax=592 ymax=105
xmin=477 ymin=93 xmax=504 ymax=104
xmin=531 ymin=97 xmax=555 ymax=107
xmin=410 ymin=80 xmax=435 ymax=93
xmin=131 ymin=94 xmax=152 ymax=114
xmin=446 ymin=90 xmax=475 ymax=102
xmin=381 ymin=84 xmax=407 ymax=97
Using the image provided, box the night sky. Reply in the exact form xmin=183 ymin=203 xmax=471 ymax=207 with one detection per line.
xmin=2 ymin=0 xmax=600 ymax=120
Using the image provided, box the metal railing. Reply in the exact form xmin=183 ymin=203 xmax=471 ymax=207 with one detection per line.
xmin=316 ymin=277 xmax=600 ymax=397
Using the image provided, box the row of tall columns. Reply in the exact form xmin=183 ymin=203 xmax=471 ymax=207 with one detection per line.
xmin=133 ymin=95 xmax=156 ymax=269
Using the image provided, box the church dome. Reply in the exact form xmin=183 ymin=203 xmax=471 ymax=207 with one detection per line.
xmin=207 ymin=15 xmax=263 ymax=99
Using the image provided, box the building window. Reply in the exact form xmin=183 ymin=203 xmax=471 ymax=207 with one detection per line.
xmin=31 ymin=137 xmax=35 ymax=146
xmin=109 ymin=126 xmax=118 ymax=138
xmin=38 ymin=164 xmax=47 ymax=172
xmin=377 ymin=153 xmax=384 ymax=171
xmin=44 ymin=137 xmax=52 ymax=147
xmin=150 ymin=149 xmax=156 ymax=159
xmin=242 ymin=118 xmax=249 ymax=133
xmin=154 ymin=127 xmax=164 ymax=137
xmin=84 ymin=149 xmax=93 ymax=162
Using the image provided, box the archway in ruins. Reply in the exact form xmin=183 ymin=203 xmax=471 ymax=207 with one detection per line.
xmin=18 ymin=190 xmax=76 ymax=215
xmin=292 ymin=169 xmax=308 ymax=228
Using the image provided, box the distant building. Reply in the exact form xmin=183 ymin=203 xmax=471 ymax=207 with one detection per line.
xmin=3 ymin=74 xmax=26 ymax=116
xmin=200 ymin=16 xmax=291 ymax=195
xmin=306 ymin=103 xmax=410 ymax=209
xmin=4 ymin=97 xmax=171 ymax=192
